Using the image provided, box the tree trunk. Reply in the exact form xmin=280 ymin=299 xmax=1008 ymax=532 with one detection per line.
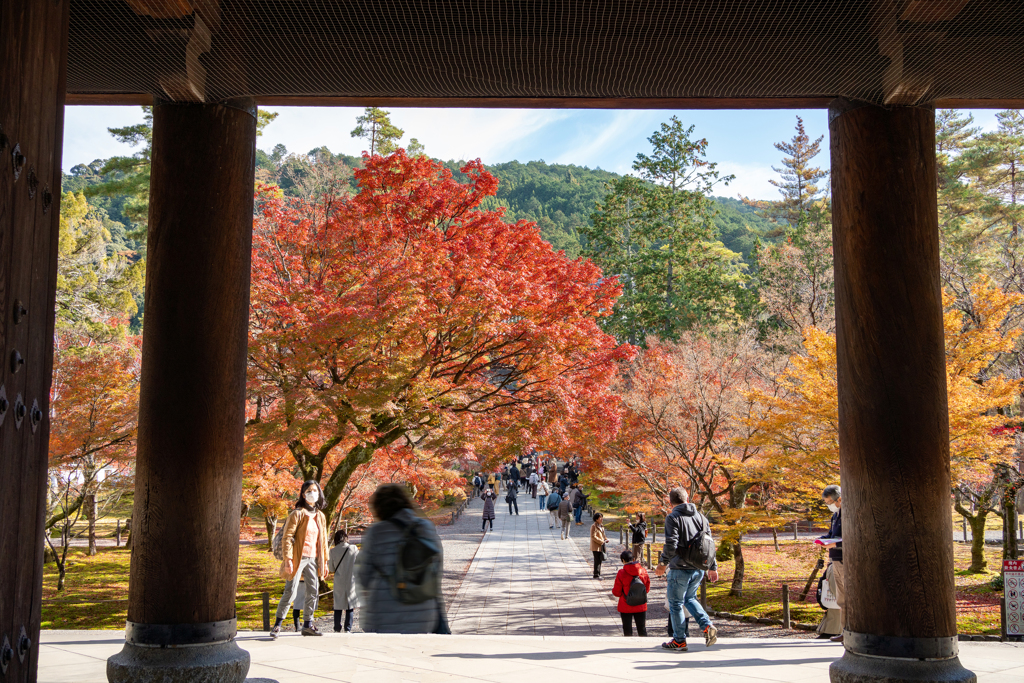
xmin=729 ymin=540 xmax=744 ymax=596
xmin=264 ymin=516 xmax=277 ymax=552
xmin=86 ymin=492 xmax=98 ymax=556
xmin=772 ymin=527 xmax=780 ymax=552
xmin=967 ymin=514 xmax=989 ymax=573
xmin=56 ymin=566 xmax=65 ymax=592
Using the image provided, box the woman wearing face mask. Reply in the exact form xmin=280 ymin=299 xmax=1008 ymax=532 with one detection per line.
xmin=271 ymin=480 xmax=330 ymax=637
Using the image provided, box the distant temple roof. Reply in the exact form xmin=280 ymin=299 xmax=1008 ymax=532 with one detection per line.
xmin=67 ymin=1 xmax=1024 ymax=107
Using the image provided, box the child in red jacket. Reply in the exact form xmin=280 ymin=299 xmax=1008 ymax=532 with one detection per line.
xmin=612 ymin=550 xmax=651 ymax=636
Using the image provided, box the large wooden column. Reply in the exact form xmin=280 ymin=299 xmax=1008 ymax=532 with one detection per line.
xmin=0 ymin=1 xmax=69 ymax=681
xmin=107 ymin=98 xmax=256 ymax=683
xmin=828 ymin=99 xmax=973 ymax=683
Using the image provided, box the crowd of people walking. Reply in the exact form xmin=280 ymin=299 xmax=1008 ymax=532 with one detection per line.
xmin=262 ymin=456 xmax=844 ymax=653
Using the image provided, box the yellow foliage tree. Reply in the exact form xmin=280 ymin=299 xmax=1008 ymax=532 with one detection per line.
xmin=744 ymin=281 xmax=1021 ymax=521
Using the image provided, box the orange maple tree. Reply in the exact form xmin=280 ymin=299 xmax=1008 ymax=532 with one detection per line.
xmin=245 ymin=151 xmax=631 ymax=521
xmin=605 ymin=329 xmax=784 ymax=593
xmin=48 ymin=334 xmax=140 ymax=565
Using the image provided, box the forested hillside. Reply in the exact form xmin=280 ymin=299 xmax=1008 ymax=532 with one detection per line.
xmin=250 ymin=147 xmax=776 ymax=261
xmin=66 ymin=142 xmax=776 ymax=269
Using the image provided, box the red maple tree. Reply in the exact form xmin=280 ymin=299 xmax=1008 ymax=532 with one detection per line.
xmin=246 ymin=151 xmax=630 ymax=521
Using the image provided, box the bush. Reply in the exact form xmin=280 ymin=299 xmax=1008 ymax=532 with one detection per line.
xmin=990 ymin=574 xmax=1004 ymax=591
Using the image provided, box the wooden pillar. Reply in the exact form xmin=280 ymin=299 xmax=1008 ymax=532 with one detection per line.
xmin=0 ymin=1 xmax=69 ymax=681
xmin=107 ymin=98 xmax=256 ymax=683
xmin=828 ymin=99 xmax=973 ymax=683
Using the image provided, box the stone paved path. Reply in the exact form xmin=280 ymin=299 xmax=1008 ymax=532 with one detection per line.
xmin=37 ymin=630 xmax=1024 ymax=683
xmin=448 ymin=497 xmax=620 ymax=636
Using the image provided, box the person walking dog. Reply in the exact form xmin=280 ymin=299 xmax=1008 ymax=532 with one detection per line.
xmin=656 ymin=487 xmax=719 ymax=652
xmin=329 ymin=529 xmax=359 ymax=632
xmin=613 ymin=550 xmax=650 ymax=636
xmin=271 ymin=480 xmax=330 ymax=637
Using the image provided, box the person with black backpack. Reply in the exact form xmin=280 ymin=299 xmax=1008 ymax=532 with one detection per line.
xmin=655 ymin=487 xmax=719 ymax=652
xmin=355 ymin=483 xmax=447 ymax=634
xmin=612 ymin=550 xmax=650 ymax=636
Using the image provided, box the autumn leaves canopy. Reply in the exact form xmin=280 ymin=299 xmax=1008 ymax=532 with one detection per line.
xmin=244 ymin=152 xmax=631 ymax=521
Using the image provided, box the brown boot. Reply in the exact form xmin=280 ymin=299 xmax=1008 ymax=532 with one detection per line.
xmin=830 ymin=634 xmax=844 ymax=643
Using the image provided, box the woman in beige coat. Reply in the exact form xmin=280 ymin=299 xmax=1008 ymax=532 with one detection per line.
xmin=271 ymin=480 xmax=329 ymax=637
xmin=590 ymin=512 xmax=609 ymax=579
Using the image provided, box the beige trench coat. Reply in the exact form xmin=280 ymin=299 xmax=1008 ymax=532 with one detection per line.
xmin=279 ymin=508 xmax=329 ymax=580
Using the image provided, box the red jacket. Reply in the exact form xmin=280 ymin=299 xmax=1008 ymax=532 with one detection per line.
xmin=612 ymin=562 xmax=650 ymax=613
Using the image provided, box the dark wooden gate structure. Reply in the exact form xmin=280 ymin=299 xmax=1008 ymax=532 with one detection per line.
xmin=4 ymin=1 xmax=1024 ymax=682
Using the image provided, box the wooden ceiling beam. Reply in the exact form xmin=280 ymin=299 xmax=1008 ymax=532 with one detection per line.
xmin=62 ymin=94 xmax=1024 ymax=109
xmin=901 ymin=0 xmax=971 ymax=23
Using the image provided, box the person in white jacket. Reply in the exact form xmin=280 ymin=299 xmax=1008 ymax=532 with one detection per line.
xmin=329 ymin=529 xmax=359 ymax=632
xmin=537 ymin=480 xmax=551 ymax=511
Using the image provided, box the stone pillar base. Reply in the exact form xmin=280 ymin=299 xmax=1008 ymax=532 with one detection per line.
xmin=830 ymin=651 xmax=976 ymax=683
xmin=107 ymin=641 xmax=250 ymax=683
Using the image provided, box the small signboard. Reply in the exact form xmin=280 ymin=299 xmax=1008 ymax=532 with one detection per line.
xmin=1006 ymin=560 xmax=1024 ymax=636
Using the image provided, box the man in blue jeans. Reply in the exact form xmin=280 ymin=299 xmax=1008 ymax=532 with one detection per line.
xmin=655 ymin=487 xmax=719 ymax=652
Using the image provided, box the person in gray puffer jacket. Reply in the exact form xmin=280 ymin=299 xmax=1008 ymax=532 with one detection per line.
xmin=655 ymin=488 xmax=719 ymax=651
xmin=356 ymin=484 xmax=446 ymax=633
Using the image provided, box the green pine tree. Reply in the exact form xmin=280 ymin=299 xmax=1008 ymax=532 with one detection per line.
xmin=350 ymin=107 xmax=404 ymax=156
xmin=584 ymin=117 xmax=746 ymax=343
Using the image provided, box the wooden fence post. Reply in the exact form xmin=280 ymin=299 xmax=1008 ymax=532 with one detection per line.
xmin=116 ymin=519 xmax=122 ymax=548
xmin=782 ymin=584 xmax=791 ymax=629
xmin=793 ymin=521 xmax=799 ymax=540
xmin=262 ymin=592 xmax=271 ymax=632
xmin=700 ymin=577 xmax=707 ymax=609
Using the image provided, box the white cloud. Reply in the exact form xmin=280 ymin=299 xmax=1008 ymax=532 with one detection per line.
xmin=258 ymin=107 xmax=571 ymax=163
xmin=715 ymin=161 xmax=781 ymax=201
xmin=552 ymin=111 xmax=647 ymax=168
xmin=390 ymin=108 xmax=571 ymax=162
xmin=63 ymin=106 xmax=148 ymax=171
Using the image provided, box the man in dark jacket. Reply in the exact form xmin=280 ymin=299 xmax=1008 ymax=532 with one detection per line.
xmin=509 ymin=463 xmax=521 ymax=489
xmin=655 ymin=488 xmax=719 ymax=651
xmin=817 ymin=484 xmax=844 ymax=643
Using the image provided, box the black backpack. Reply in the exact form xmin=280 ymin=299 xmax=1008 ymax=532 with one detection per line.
xmin=625 ymin=574 xmax=648 ymax=606
xmin=382 ymin=516 xmax=440 ymax=605
xmin=677 ymin=514 xmax=716 ymax=571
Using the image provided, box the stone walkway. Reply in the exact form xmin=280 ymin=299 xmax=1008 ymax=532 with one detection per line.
xmin=37 ymin=630 xmax=1024 ymax=683
xmin=448 ymin=496 xmax=620 ymax=636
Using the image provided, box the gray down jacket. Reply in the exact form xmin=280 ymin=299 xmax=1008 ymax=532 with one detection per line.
xmin=355 ymin=508 xmax=443 ymax=633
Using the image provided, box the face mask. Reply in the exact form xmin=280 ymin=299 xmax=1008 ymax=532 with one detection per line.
xmin=304 ymin=489 xmax=319 ymax=505
xmin=827 ymin=502 xmax=838 ymax=513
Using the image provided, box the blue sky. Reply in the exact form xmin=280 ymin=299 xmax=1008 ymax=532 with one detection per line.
xmin=62 ymin=106 xmax=1003 ymax=200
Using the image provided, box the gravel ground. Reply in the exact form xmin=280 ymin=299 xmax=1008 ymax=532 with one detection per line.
xmin=570 ymin=526 xmax=819 ymax=640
